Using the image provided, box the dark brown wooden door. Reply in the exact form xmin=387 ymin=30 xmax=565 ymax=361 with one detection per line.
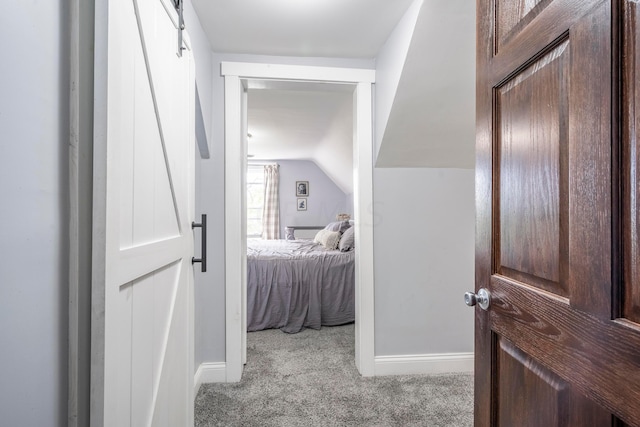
xmin=475 ymin=0 xmax=640 ymax=425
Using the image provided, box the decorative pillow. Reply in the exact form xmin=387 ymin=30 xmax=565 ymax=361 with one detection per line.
xmin=324 ymin=220 xmax=351 ymax=234
xmin=338 ymin=226 xmax=355 ymax=252
xmin=314 ymin=229 xmax=341 ymax=250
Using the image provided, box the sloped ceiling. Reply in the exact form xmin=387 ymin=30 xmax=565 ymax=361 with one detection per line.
xmin=374 ymin=0 xmax=423 ymax=158
xmin=375 ymin=0 xmax=476 ymax=168
xmin=246 ymin=81 xmax=354 ymax=194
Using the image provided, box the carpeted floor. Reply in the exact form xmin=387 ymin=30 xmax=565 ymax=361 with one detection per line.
xmin=195 ymin=324 xmax=473 ymax=426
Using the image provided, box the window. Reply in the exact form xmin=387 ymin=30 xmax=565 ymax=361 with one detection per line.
xmin=247 ymin=166 xmax=264 ymax=237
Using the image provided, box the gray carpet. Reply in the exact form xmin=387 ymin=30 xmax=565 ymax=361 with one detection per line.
xmin=195 ymin=324 xmax=473 ymax=426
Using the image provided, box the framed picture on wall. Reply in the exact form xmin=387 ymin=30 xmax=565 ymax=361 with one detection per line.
xmin=296 ymin=181 xmax=309 ymax=197
xmin=297 ymin=198 xmax=307 ymax=211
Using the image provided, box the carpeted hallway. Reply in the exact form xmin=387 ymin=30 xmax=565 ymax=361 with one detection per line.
xmin=195 ymin=324 xmax=473 ymax=426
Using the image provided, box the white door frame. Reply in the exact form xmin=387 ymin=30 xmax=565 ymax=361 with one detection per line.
xmin=222 ymin=62 xmax=376 ymax=381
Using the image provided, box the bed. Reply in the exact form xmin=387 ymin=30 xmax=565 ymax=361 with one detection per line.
xmin=247 ymin=226 xmax=355 ymax=333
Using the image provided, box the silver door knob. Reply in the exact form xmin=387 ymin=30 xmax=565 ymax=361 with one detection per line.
xmin=464 ymin=288 xmax=491 ymax=310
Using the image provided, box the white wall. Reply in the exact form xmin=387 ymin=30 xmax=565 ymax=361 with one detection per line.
xmin=373 ymin=168 xmax=475 ymax=355
xmin=370 ymin=0 xmax=476 ymax=360
xmin=0 ymin=2 xmax=69 ymax=425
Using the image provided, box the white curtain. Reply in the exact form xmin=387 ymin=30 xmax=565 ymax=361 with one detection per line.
xmin=262 ymin=164 xmax=280 ymax=239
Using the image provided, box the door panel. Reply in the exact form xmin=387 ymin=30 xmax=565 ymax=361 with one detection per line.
xmin=489 ymin=277 xmax=640 ymax=424
xmin=131 ymin=40 xmax=181 ymax=246
xmin=623 ymin=1 xmax=640 ymax=323
xmin=497 ymin=39 xmax=568 ymax=294
xmin=496 ymin=337 xmax=569 ymax=427
xmin=93 ymin=0 xmax=194 ymax=425
xmin=496 ymin=0 xmax=553 ymax=51
xmin=476 ymin=0 xmax=640 ymax=425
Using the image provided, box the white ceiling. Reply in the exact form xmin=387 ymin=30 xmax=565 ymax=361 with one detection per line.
xmin=191 ymin=0 xmax=415 ymax=58
xmin=247 ymin=90 xmax=349 ymax=159
xmin=246 ymin=81 xmax=355 ymax=192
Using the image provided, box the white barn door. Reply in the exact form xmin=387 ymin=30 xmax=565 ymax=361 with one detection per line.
xmin=92 ymin=0 xmax=195 ymax=426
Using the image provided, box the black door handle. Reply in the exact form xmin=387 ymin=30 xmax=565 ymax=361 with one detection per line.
xmin=192 ymin=214 xmax=207 ymax=272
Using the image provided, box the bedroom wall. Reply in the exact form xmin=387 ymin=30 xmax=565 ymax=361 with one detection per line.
xmin=373 ymin=168 xmax=475 ymax=356
xmin=196 ymin=53 xmax=375 ymax=363
xmin=275 ymin=159 xmax=349 ymax=237
xmin=0 ymin=2 xmax=70 ymax=426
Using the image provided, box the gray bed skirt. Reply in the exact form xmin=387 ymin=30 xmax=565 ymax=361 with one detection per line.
xmin=247 ymin=239 xmax=355 ymax=333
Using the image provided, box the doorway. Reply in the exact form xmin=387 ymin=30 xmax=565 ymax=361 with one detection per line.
xmin=222 ymin=62 xmax=376 ymax=381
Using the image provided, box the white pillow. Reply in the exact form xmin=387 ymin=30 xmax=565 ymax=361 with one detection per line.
xmin=314 ymin=229 xmax=341 ymax=250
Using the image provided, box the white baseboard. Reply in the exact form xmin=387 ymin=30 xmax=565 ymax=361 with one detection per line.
xmin=374 ymin=352 xmax=474 ymax=376
xmin=193 ymin=354 xmax=472 ymax=395
xmin=194 ymin=362 xmax=227 ymax=395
